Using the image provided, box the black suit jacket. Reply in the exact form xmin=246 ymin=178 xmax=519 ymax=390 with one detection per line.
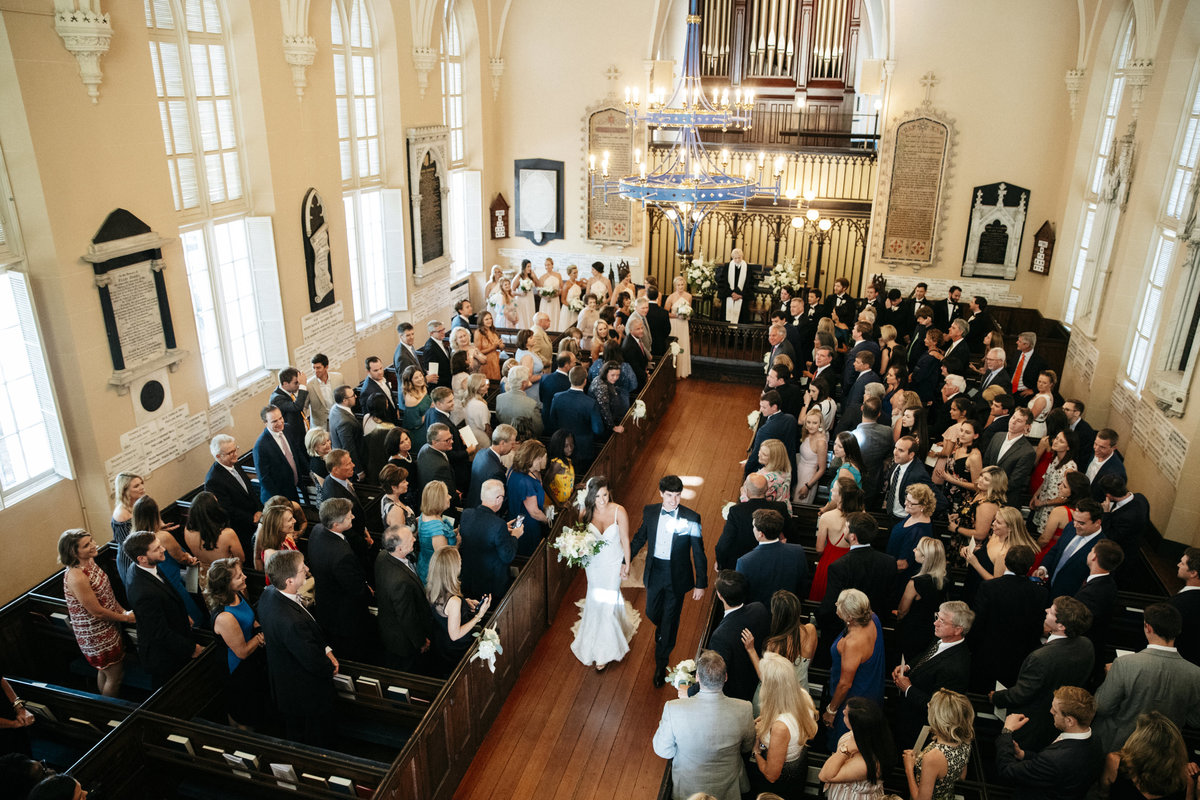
xmin=819 ymin=545 xmax=897 ymax=633
xmin=1171 ymin=589 xmax=1200 ymax=666
xmin=126 ymin=565 xmax=195 ymax=684
xmin=308 ymin=525 xmax=372 ymax=654
xmin=458 ymin=505 xmax=517 ymax=600
xmin=964 ymin=310 xmax=993 ymax=353
xmin=646 ymin=303 xmax=672 ymax=358
xmin=418 ymin=336 xmax=452 ymax=383
xmin=984 ymin=432 xmax=1036 ymax=506
xmin=1075 ymin=574 xmax=1118 ymax=670
xmin=539 ymin=370 xmax=572 ymax=429
xmin=736 ymin=542 xmax=809 ymax=607
xmin=1070 ymin=419 xmax=1097 ymax=466
xmin=465 ymin=447 xmax=507 ymax=509
xmin=995 ymin=729 xmax=1104 ymax=800
xmin=715 ymin=499 xmax=792 ymax=570
xmin=1085 ymin=454 xmax=1126 ymax=501
xmin=358 ymin=377 xmax=399 ymax=425
xmin=881 ymin=460 xmax=935 ymax=517
xmin=328 ymin=405 xmax=366 ymax=476
xmin=1040 ymin=526 xmax=1103 ymax=598
xmin=745 ymin=412 xmax=798 ymax=475
xmin=933 ymin=299 xmax=966 ymax=332
xmin=774 ymin=382 xmax=804 ymax=420
xmin=631 ymin=504 xmax=708 ymax=595
xmin=719 ymin=262 xmax=755 ymax=323
xmin=375 ymin=552 xmax=432 ymax=662
xmin=425 ymin=406 xmax=470 ymax=489
xmin=416 ymin=444 xmax=457 ymax=501
xmin=898 ymin=642 xmax=971 ymax=743
xmin=979 ymin=367 xmax=1012 ymax=394
xmin=548 ymin=389 xmax=605 ymax=462
xmin=393 ymin=340 xmax=422 ymax=381
xmin=270 ymin=386 xmax=310 ymax=448
xmin=252 ymin=427 xmax=308 ymax=503
xmin=621 ymin=334 xmax=650 ymax=392
xmin=969 ymin=574 xmax=1048 ymax=690
xmin=317 ymin=477 xmax=371 ymax=554
xmin=992 ymin=636 xmax=1095 ymax=749
xmin=257 ymin=585 xmax=335 ymax=714
xmin=1009 ymin=349 xmax=1049 ymax=395
xmin=706 ymin=603 xmax=770 ymax=702
xmin=823 ymin=293 xmax=856 ymax=321
xmin=940 ymin=339 xmax=971 ymax=378
xmin=205 ymin=461 xmax=260 ymax=552
xmin=1103 ymin=494 xmax=1148 ymax=569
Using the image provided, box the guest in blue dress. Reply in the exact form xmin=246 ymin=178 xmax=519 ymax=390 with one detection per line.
xmin=831 ymin=432 xmax=864 ymax=488
xmin=822 ymin=589 xmax=886 ymax=749
xmin=507 ymin=440 xmax=550 ymax=557
xmin=203 ymin=557 xmax=268 ymax=728
xmin=886 ymin=483 xmax=936 ymax=579
xmin=416 ymin=480 xmax=457 ymax=584
xmin=514 ymin=330 xmax=545 ymax=401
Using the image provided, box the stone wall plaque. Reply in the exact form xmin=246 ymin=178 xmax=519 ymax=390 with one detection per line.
xmin=406 ymin=125 xmax=453 ymax=285
xmin=584 ymin=106 xmax=634 ymax=245
xmin=302 ymin=188 xmax=335 ymax=312
xmin=961 ymin=181 xmax=1029 ymax=280
xmin=514 ymin=158 xmax=564 ymax=245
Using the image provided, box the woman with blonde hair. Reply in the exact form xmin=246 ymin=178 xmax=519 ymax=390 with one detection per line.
xmin=754 ymin=438 xmax=793 ymax=506
xmin=823 ymin=589 xmax=886 ymax=748
xmin=464 ymin=373 xmax=492 ymax=447
xmin=588 ymin=317 xmax=611 ymax=362
xmin=903 ymin=689 xmax=974 ymax=800
xmin=427 ymin=547 xmax=490 ymax=676
xmin=558 ymin=264 xmax=584 ymax=330
xmin=111 ymin=472 xmax=148 ymax=581
xmin=794 ymin=408 xmax=828 ymax=503
xmin=416 ymin=480 xmax=456 ymax=584
xmin=748 ymin=652 xmax=819 ymax=796
xmin=888 ymin=483 xmax=936 ymax=577
xmin=664 ymin=274 xmax=693 ymax=378
xmin=59 ymin=529 xmax=132 ymax=696
xmin=1101 ymin=711 xmax=1192 ymax=800
xmin=254 ymin=499 xmax=298 ymax=572
xmin=878 ymin=324 xmax=902 ymax=377
xmin=948 ymin=465 xmax=1006 ymax=560
xmin=961 ymin=504 xmax=1038 ymax=601
xmin=895 ymin=537 xmax=949 ymax=663
xmin=304 ymin=427 xmax=332 ymax=484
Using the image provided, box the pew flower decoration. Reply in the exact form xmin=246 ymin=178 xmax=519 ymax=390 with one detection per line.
xmin=665 ymin=658 xmax=697 ymax=689
xmin=471 ymin=626 xmax=503 ymax=673
xmin=672 ymin=300 xmax=693 ymax=320
xmin=763 ymin=351 xmax=772 ymax=373
xmin=545 ymin=504 xmax=557 ymax=524
xmin=538 ymin=285 xmax=558 ymax=298
xmin=552 ymin=523 xmax=606 ymax=568
xmin=569 ymin=297 xmax=585 ymax=313
xmin=631 ymin=399 xmax=647 ymax=426
xmin=721 ymin=501 xmax=736 ymax=520
xmin=684 ymin=258 xmax=717 ymax=298
xmin=518 ymin=278 xmax=534 ymax=294
xmin=747 ymin=410 xmax=761 ymax=430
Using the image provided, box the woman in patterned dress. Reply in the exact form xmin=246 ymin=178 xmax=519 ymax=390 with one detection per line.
xmin=754 ymin=438 xmax=793 ymax=506
xmin=903 ymin=689 xmax=974 ymax=800
xmin=59 ymin=529 xmax=133 ymax=697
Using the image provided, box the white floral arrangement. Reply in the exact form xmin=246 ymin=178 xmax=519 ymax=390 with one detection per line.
xmin=763 ymin=351 xmax=772 ymax=373
xmin=471 ymin=626 xmax=503 ymax=673
xmin=721 ymin=501 xmax=736 ymax=520
xmin=669 ymin=341 xmax=683 ymax=367
xmin=761 ymin=258 xmax=801 ymax=295
xmin=538 ymin=286 xmax=558 ymax=298
xmin=673 ymin=300 xmax=693 ymax=319
xmin=569 ymin=297 xmax=585 ymax=312
xmin=747 ymin=409 xmax=761 ymax=430
xmin=552 ymin=523 xmax=606 ymax=568
xmin=683 ymin=258 xmax=717 ymax=297
xmin=665 ymin=658 xmax=697 ymax=689
xmin=631 ymin=399 xmax=647 ymax=425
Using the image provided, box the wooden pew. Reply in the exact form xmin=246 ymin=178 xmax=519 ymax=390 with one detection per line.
xmin=6 ymin=678 xmax=138 ymax=771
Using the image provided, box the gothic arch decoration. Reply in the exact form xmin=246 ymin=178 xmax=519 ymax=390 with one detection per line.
xmin=409 ymin=0 xmax=442 ymax=98
xmin=406 ymin=126 xmax=453 ymax=283
xmin=280 ymin=0 xmax=316 ymax=98
xmin=961 ymin=182 xmax=1029 ymax=280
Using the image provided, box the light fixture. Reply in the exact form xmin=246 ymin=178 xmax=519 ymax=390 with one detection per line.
xmin=588 ymin=0 xmax=784 ymax=256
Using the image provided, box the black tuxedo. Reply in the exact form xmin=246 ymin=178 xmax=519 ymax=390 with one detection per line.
xmin=995 ymin=729 xmax=1104 ymax=800
xmin=631 ymin=504 xmax=707 ymax=671
xmin=1069 ymin=419 xmax=1096 ymax=466
xmin=328 ymin=404 xmax=365 ymax=476
xmin=646 ymin=303 xmax=672 ymax=358
xmin=257 ymin=585 xmax=335 ymax=744
xmin=393 ymin=339 xmax=422 ymax=382
xmin=745 ymin=412 xmax=798 ymax=475
xmin=621 ymin=334 xmax=650 ymax=392
xmin=359 ymin=377 xmax=399 ymax=425
xmin=969 ymin=574 xmax=1048 ymax=691
xmin=984 ymin=431 xmax=1036 ymax=506
xmin=932 ymin=299 xmax=965 ymax=332
xmin=205 ymin=461 xmax=260 ymax=555
xmin=418 ymin=336 xmax=452 ymax=383
xmin=819 ymin=545 xmax=897 ymax=636
xmin=906 ymin=321 xmax=931 ymax=362
xmin=940 ymin=339 xmax=971 ymax=378
xmin=992 ymin=636 xmax=1095 ymax=749
xmin=458 ymin=505 xmax=517 ymax=600
xmin=897 ymin=641 xmax=971 ymax=744
xmin=465 ymin=447 xmax=507 ymax=509
xmin=308 ymin=524 xmax=372 ymax=659
xmin=736 ymin=541 xmax=809 ymax=608
xmin=1103 ymin=494 xmax=1148 ymax=576
xmin=270 ymin=386 xmax=310 ymax=448
xmin=910 ymin=353 xmax=942 ymax=405
xmin=416 ymin=443 xmax=456 ymax=502
xmin=126 ymin=565 xmax=196 ymax=687
xmin=375 ymin=551 xmax=432 ymax=670
xmin=881 ymin=303 xmax=912 ymax=342
xmin=964 ymin=310 xmax=993 ymax=353
xmin=705 ymin=603 xmax=770 ymax=702
xmin=1075 ymin=573 xmax=1118 ymax=681
xmin=1171 ymin=589 xmax=1200 ymax=666
xmin=715 ymin=499 xmax=792 ymax=570
xmin=823 ymin=292 xmax=856 ymax=321
xmin=774 ymin=382 xmax=804 ymax=420
xmin=317 ymin=476 xmax=371 ymax=559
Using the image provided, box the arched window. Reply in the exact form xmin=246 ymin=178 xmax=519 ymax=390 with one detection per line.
xmin=441 ymin=0 xmax=465 ymax=166
xmin=146 ymin=0 xmax=287 ymax=396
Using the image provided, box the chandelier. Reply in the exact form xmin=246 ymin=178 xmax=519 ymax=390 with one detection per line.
xmin=588 ymin=0 xmax=786 ymax=255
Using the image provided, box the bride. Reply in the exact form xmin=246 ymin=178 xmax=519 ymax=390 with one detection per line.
xmin=570 ymin=476 xmax=640 ymax=671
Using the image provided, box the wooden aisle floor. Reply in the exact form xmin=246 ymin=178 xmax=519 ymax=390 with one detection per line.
xmin=454 ymin=378 xmax=762 ymax=800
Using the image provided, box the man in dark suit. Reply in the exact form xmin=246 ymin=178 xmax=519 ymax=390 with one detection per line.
xmin=458 ymin=479 xmax=522 ymax=600
xmin=744 ymin=390 xmax=797 ymax=476
xmin=765 ymin=323 xmax=796 ymax=378
xmin=964 ymin=296 xmax=993 ymax=354
xmin=317 ymin=449 xmax=373 ymax=559
xmin=204 ymin=434 xmax=261 ymax=556
xmin=841 ymin=323 xmax=881 ymax=396
xmin=893 ymin=600 xmax=973 ymax=744
xmin=252 ymin=405 xmax=307 ymax=503
xmin=122 ymin=531 xmax=201 ymax=688
xmin=980 ymin=393 xmax=1015 ymax=443
xmin=715 ymin=474 xmax=791 ymax=571
xmin=940 ymin=319 xmax=972 ymax=378
xmin=424 ymin=386 xmax=473 ymax=490
xmin=1082 ymin=429 xmax=1122 ymax=498
xmin=695 ymin=571 xmax=769 ymax=702
xmin=735 ymin=509 xmax=809 ymax=607
xmin=1009 ymin=331 xmax=1049 ymax=398
xmin=765 ymin=364 xmax=803 ymax=419
xmin=991 ymin=596 xmax=1095 ymax=750
xmin=881 ymin=436 xmax=934 ymax=523
xmin=772 ymin=309 xmax=805 ymax=357
xmin=719 ymin=249 xmax=754 ymax=324
xmin=977 ymin=347 xmax=1012 ymax=394
xmin=645 ymin=287 xmax=672 ymax=359
xmin=418 ymin=319 xmax=452 ymax=385
xmin=622 ymin=318 xmax=651 ymax=392
xmin=1038 ymin=500 xmax=1106 ymax=598
xmin=818 ymin=512 xmax=896 ymax=637
xmin=1096 ymin=474 xmax=1146 ymax=584
xmin=375 ymin=524 xmax=431 ymax=671
xmin=1172 ymin=547 xmax=1200 ymax=666
xmin=823 ymin=276 xmax=855 ymax=321
xmin=905 ymin=306 xmax=933 ymax=364
xmin=932 ymin=286 xmax=965 ymax=332
xmin=359 ymin=356 xmax=399 ymax=425
xmin=539 ymin=353 xmax=574 ymax=429
xmin=840 ymin=351 xmax=881 ymax=426
xmin=881 ymin=289 xmax=912 ymax=343
xmin=631 ymin=475 xmax=708 ymax=687
xmin=464 ymin=424 xmax=516 ymax=508
xmin=393 ymin=321 xmax=422 ymax=380
xmin=450 ymin=299 xmax=475 ymax=330
xmin=308 ymin=497 xmax=373 ymax=660
xmin=983 ymin=407 xmax=1037 ymax=506
xmin=548 ymin=366 xmax=605 ymax=470
xmin=969 ymin=545 xmax=1047 ymax=692
xmin=327 ymin=385 xmax=365 ymax=480
xmin=1062 ymin=398 xmax=1096 ymax=466
xmin=416 ymin=423 xmax=458 ymax=502
xmin=995 ymin=686 xmax=1104 ymax=800
xmin=269 ymin=367 xmax=309 ymax=448
xmin=1075 ymin=540 xmax=1122 ymax=686
xmin=258 ymin=549 xmax=337 ymax=745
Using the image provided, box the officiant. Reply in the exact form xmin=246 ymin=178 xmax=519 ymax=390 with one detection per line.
xmin=720 ymin=249 xmax=755 ymax=324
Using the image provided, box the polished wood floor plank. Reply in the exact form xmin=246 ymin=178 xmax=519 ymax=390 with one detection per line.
xmin=454 ymin=379 xmax=762 ymax=800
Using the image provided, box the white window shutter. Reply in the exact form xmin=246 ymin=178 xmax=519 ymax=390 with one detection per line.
xmin=463 ymin=169 xmax=483 ymax=273
xmin=8 ymin=271 xmax=72 ymax=479
xmin=245 ymin=216 xmax=288 ymax=368
xmin=381 ymin=188 xmax=408 ymax=311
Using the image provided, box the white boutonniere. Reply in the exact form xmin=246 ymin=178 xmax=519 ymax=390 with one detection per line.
xmin=721 ymin=501 xmax=736 ymax=520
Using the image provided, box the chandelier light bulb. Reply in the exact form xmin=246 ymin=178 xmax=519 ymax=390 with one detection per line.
xmin=819 ymin=218 xmax=833 ymax=231
xmin=807 ymin=208 xmax=819 ymax=221
xmin=791 ymin=217 xmax=803 ymax=228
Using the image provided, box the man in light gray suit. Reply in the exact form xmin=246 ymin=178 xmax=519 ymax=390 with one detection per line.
xmin=653 ymin=650 xmax=754 ymax=800
xmin=852 ymin=397 xmax=894 ymax=506
xmin=1093 ymin=602 xmax=1200 ymax=750
xmin=495 ymin=365 xmax=544 ymax=436
xmin=628 ymin=295 xmax=654 ymax=355
xmin=983 ymin=406 xmax=1037 ymax=506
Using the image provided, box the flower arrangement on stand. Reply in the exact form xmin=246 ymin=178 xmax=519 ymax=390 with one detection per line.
xmin=761 ymin=257 xmax=801 ymax=296
xmin=683 ymin=255 xmax=717 ymax=298
xmin=552 ymin=522 xmax=606 ymax=568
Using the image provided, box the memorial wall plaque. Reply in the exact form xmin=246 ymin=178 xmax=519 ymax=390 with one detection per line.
xmin=419 ymin=154 xmax=444 ymax=263
xmin=961 ymin=181 xmax=1029 ymax=280
xmin=302 ymin=188 xmax=335 ymax=312
xmin=83 ymin=208 xmax=187 ymax=395
xmin=514 ymin=158 xmax=564 ymax=245
xmin=406 ymin=126 xmax=453 ymax=284
xmin=585 ymin=106 xmax=634 ymax=245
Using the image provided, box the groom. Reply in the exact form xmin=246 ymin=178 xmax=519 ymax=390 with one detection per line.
xmin=631 ymin=474 xmax=708 ymax=688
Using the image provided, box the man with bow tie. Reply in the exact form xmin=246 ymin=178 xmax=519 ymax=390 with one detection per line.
xmin=631 ymin=475 xmax=707 ymax=688
xmin=720 ymin=249 xmax=754 ymax=324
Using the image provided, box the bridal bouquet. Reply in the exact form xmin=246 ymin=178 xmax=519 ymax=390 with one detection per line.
xmin=518 ymin=278 xmax=534 ymax=293
xmin=665 ymin=658 xmax=697 ymax=689
xmin=487 ymin=291 xmax=504 ymax=310
xmin=672 ymin=300 xmax=693 ymax=319
xmin=569 ymin=297 xmax=585 ymax=312
xmin=471 ymin=626 xmax=503 ymax=673
xmin=747 ymin=409 xmax=761 ymax=430
xmin=538 ymin=285 xmax=559 ymax=298
xmin=552 ymin=523 xmax=606 ymax=568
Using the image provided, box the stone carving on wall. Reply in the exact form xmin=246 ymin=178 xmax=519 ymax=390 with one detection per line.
xmin=581 ymin=104 xmax=636 ymax=247
xmin=407 ymin=126 xmax=452 ymax=285
xmin=961 ymin=182 xmax=1029 ymax=280
xmin=54 ymin=1 xmax=113 ymax=103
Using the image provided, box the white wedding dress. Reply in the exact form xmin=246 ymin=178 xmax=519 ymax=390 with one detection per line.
xmin=570 ymin=522 xmax=641 ymax=667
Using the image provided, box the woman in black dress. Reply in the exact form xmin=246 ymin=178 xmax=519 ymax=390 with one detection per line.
xmin=426 ymin=547 xmax=490 ymax=677
xmin=893 ymin=536 xmax=948 ymax=664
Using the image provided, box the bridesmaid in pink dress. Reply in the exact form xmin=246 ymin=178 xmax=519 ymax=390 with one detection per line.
xmin=808 ymin=477 xmax=864 ymax=602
